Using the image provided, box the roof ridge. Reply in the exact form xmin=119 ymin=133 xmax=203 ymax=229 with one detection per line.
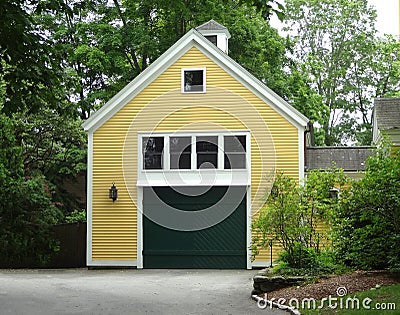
xmin=196 ymin=19 xmax=227 ymax=31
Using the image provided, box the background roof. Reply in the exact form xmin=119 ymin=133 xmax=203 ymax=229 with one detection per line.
xmin=374 ymin=97 xmax=400 ymax=131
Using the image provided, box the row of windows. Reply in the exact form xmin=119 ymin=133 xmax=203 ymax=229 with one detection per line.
xmin=142 ymin=135 xmax=247 ymax=170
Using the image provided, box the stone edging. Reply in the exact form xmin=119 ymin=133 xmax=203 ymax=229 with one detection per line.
xmin=251 ymin=294 xmax=301 ymax=315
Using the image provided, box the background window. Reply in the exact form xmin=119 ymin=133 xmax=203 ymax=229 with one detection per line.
xmin=224 ymin=135 xmax=246 ymax=169
xmin=184 ymin=70 xmax=204 ymax=92
xmin=143 ymin=137 xmax=164 ymax=169
xmin=170 ymin=136 xmax=191 ymax=169
xmin=196 ymin=136 xmax=218 ymax=169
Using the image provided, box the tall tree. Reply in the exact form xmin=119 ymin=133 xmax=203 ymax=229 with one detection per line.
xmin=37 ymin=0 xmax=289 ymax=119
xmin=0 ymin=0 xmax=65 ymax=114
xmin=283 ymin=0 xmax=400 ymax=145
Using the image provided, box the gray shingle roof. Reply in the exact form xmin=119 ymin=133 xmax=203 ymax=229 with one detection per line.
xmin=374 ymin=97 xmax=400 ymax=131
xmin=196 ymin=20 xmax=227 ymax=31
xmin=306 ymin=147 xmax=374 ymax=171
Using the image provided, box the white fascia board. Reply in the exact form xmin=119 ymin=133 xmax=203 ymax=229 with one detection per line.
xmin=82 ymin=30 xmax=200 ymax=132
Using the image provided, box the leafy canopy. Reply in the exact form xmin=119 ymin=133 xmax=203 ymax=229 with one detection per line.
xmin=283 ymin=0 xmax=400 ymax=145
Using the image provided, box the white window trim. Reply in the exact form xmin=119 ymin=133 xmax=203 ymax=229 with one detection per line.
xmin=139 ymin=131 xmax=249 ymax=171
xmin=181 ymin=68 xmax=206 ymax=94
xmin=137 ymin=131 xmax=251 ymax=187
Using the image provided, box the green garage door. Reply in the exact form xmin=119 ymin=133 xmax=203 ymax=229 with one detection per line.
xmin=143 ymin=186 xmax=247 ymax=269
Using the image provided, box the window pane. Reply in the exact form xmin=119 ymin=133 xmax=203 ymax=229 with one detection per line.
xmin=170 ymin=137 xmax=191 ymax=169
xmin=184 ymin=70 xmax=204 ymax=92
xmin=171 ymin=153 xmax=191 ymax=169
xmin=224 ymin=136 xmax=246 ymax=169
xmin=224 ymin=153 xmax=246 ymax=169
xmin=196 ymin=136 xmax=218 ymax=168
xmin=170 ymin=137 xmax=191 ymax=153
xmin=196 ymin=136 xmax=218 ymax=152
xmin=224 ymin=135 xmax=246 ymax=152
xmin=205 ymin=35 xmax=217 ymax=46
xmin=143 ymin=137 xmax=164 ymax=169
xmin=197 ymin=153 xmax=218 ymax=169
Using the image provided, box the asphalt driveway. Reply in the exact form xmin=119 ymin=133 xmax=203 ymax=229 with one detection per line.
xmin=0 ymin=269 xmax=285 ymax=315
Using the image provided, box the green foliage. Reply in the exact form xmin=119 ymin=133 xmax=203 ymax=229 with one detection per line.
xmin=36 ymin=0 xmax=289 ymax=119
xmin=252 ymin=171 xmax=303 ymax=258
xmin=236 ymin=0 xmax=285 ymax=20
xmin=274 ymin=246 xmax=338 ymax=276
xmin=0 ymin=114 xmax=63 ymax=267
xmin=283 ymin=0 xmax=400 ymax=145
xmin=14 ymin=109 xmax=86 ymax=177
xmin=252 ymin=168 xmax=349 ymax=271
xmin=10 ymin=109 xmax=87 ymax=211
xmin=333 ymin=140 xmax=400 ymax=270
xmin=65 ymin=209 xmax=87 ymax=223
xmin=0 ymin=0 xmax=65 ymax=115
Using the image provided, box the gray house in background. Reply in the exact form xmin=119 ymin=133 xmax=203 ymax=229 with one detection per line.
xmin=306 ymin=97 xmax=400 ymax=177
xmin=373 ymin=97 xmax=400 ymax=148
xmin=306 ymin=146 xmax=373 ymax=179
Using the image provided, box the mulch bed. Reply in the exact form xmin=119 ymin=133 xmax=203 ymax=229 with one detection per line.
xmin=261 ymin=270 xmax=400 ymax=301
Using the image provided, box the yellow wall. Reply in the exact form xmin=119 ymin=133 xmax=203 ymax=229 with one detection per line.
xmin=91 ymin=47 xmax=300 ymax=262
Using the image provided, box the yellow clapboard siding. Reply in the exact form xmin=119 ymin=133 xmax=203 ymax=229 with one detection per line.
xmin=91 ymin=46 xmax=299 ymax=262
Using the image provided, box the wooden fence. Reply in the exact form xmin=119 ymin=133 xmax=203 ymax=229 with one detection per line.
xmin=48 ymin=222 xmax=87 ymax=268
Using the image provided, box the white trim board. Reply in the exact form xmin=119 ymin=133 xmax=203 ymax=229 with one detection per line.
xmin=87 ymin=260 xmax=137 ymax=267
xmin=137 ymin=186 xmax=144 ymax=269
xmin=86 ymin=132 xmax=93 ymax=267
xmin=246 ymin=186 xmax=252 ymax=270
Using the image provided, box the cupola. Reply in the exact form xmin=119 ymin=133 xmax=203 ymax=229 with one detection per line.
xmin=195 ymin=20 xmax=231 ymax=54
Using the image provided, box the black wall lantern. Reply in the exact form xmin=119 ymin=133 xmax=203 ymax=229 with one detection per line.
xmin=109 ymin=183 xmax=118 ymax=202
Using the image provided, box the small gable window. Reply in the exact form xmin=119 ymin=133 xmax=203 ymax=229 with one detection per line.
xmin=182 ymin=68 xmax=206 ymax=93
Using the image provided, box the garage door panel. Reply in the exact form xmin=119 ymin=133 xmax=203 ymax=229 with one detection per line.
xmin=143 ymin=186 xmax=246 ymax=269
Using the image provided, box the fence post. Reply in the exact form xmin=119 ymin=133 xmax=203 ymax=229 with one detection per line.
xmin=270 ymin=240 xmax=273 ymax=267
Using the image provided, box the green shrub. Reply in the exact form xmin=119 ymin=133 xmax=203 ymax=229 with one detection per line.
xmin=0 ymin=114 xmax=62 ymax=267
xmin=274 ymin=246 xmax=339 ymax=276
xmin=279 ymin=244 xmax=320 ymax=269
xmin=65 ymin=209 xmax=86 ymax=223
xmin=252 ymin=168 xmax=348 ymax=274
xmin=333 ymin=139 xmax=400 ymax=270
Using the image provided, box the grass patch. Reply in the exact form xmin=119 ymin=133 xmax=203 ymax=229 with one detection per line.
xmin=300 ymin=284 xmax=400 ymax=314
